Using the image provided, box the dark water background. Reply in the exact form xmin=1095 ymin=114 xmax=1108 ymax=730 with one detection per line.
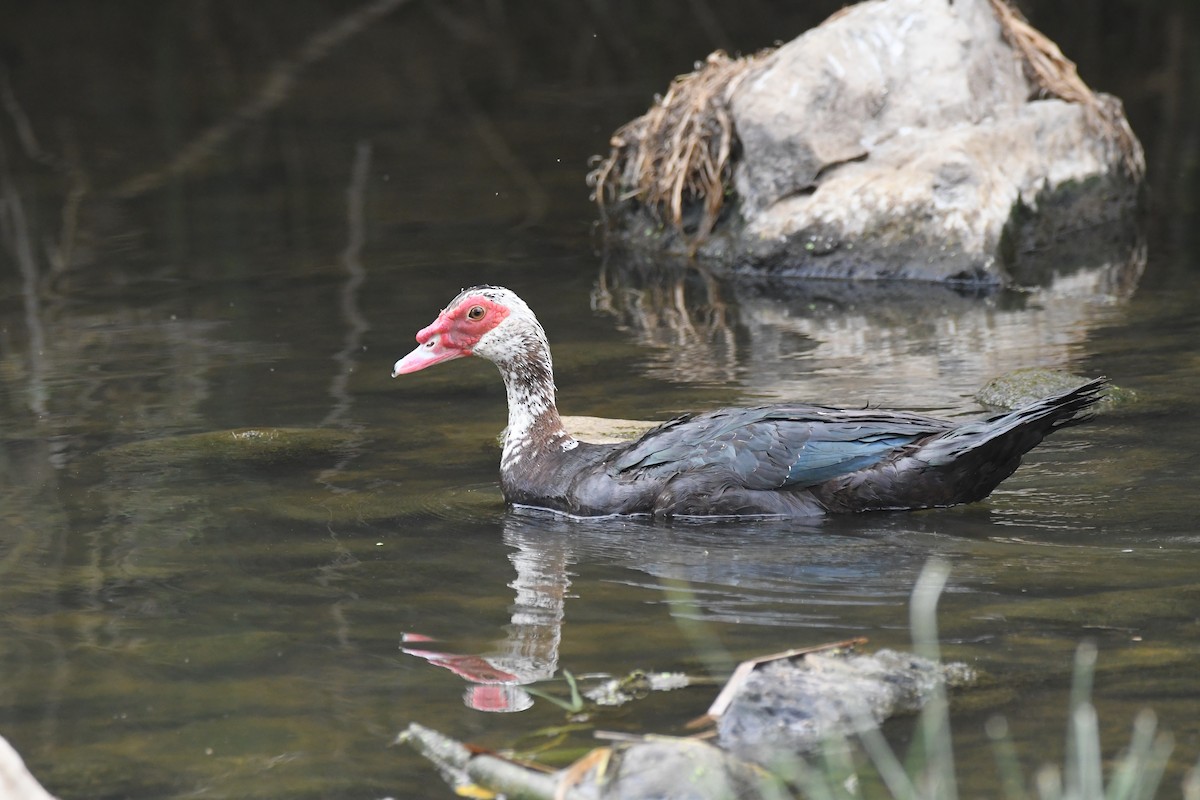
xmin=2 ymin=2 xmax=1200 ymax=798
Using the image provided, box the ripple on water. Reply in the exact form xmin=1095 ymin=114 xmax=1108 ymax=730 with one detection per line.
xmin=388 ymin=481 xmax=509 ymax=525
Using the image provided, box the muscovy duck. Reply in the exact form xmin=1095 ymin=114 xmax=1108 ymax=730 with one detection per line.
xmin=393 ymin=286 xmax=1106 ymax=518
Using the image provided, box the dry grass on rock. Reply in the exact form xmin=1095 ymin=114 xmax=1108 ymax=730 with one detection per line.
xmin=588 ymin=1 xmax=1144 ymax=251
xmin=587 ymin=49 xmax=766 ymax=249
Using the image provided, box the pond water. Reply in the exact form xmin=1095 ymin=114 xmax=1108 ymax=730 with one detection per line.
xmin=2 ymin=2 xmax=1200 ymax=799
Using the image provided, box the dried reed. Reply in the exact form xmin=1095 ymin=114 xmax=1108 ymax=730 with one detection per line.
xmin=588 ymin=50 xmax=766 ymax=248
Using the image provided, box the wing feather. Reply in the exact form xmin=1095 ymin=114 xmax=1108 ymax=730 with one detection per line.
xmin=608 ymin=405 xmax=953 ymax=490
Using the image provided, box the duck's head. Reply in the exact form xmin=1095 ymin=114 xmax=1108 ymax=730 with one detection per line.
xmin=392 ymin=286 xmax=546 ymax=376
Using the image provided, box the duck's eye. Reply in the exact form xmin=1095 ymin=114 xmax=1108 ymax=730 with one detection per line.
xmin=467 ymin=305 xmax=486 ymax=321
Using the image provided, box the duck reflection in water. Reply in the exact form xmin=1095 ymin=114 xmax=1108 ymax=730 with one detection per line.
xmin=399 ymin=511 xmax=952 ymax=711
xmin=402 ymin=515 xmax=573 ymax=712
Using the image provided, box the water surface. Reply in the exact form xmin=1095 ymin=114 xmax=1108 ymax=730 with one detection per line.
xmin=2 ymin=2 xmax=1200 ymax=798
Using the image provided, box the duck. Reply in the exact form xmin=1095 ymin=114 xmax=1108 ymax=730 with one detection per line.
xmin=392 ymin=285 xmax=1106 ymax=518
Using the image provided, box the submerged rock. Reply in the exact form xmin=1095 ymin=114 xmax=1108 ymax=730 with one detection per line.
xmin=977 ymin=368 xmax=1136 ymax=411
xmin=562 ymin=415 xmax=660 ymax=445
xmin=107 ymin=427 xmax=359 ymax=469
xmin=591 ymin=0 xmax=1143 ymax=286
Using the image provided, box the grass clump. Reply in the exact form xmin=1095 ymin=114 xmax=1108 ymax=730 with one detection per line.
xmin=790 ymin=560 xmax=1189 ymax=800
xmin=587 ymin=49 xmax=765 ymax=247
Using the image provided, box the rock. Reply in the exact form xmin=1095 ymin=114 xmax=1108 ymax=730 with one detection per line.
xmin=716 ymin=649 xmax=973 ymax=765
xmin=734 ymin=100 xmax=1134 ymax=283
xmin=592 ymin=0 xmax=1143 ymax=286
xmin=106 ymin=427 xmax=359 ymax=469
xmin=592 ymin=738 xmax=790 ymax=800
xmin=562 ymin=415 xmax=659 ymax=444
xmin=731 ymin=0 xmax=1026 ymax=219
xmin=401 ymin=723 xmax=790 ymax=800
xmin=976 ymin=368 xmax=1135 ymax=411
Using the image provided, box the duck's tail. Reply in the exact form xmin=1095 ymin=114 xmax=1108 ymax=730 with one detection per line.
xmin=817 ymin=377 xmax=1108 ymax=513
xmin=914 ymin=376 xmax=1108 ymax=503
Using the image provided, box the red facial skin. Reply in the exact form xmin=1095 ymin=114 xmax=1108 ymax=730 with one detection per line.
xmin=392 ymin=295 xmax=510 ymax=376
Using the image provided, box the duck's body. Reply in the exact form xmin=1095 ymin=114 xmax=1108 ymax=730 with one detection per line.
xmin=394 ymin=286 xmax=1105 ymax=518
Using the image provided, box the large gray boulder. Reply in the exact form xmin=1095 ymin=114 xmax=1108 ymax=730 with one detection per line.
xmin=592 ymin=0 xmax=1143 ymax=285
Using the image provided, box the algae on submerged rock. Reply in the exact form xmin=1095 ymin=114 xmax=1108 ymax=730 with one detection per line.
xmin=107 ymin=427 xmax=360 ymax=469
xmin=976 ymin=368 xmax=1135 ymax=411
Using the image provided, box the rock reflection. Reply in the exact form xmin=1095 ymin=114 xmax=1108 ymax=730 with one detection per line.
xmin=593 ymin=245 xmax=1144 ymax=412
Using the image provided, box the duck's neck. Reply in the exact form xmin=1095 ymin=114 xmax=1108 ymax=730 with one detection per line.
xmin=495 ymin=345 xmax=576 ymax=470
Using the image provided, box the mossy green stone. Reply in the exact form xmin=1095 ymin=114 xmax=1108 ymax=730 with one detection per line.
xmin=108 ymin=427 xmax=359 ymax=469
xmin=976 ymin=368 xmax=1135 ymax=411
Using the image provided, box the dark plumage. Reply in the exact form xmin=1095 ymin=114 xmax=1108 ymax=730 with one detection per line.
xmin=393 ymin=285 xmax=1106 ymax=518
